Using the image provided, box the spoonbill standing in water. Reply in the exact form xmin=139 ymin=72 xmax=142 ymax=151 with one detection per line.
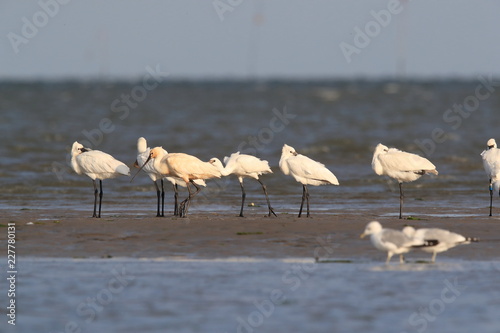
xmin=402 ymin=226 xmax=479 ymax=262
xmin=480 ymin=138 xmax=500 ymax=216
xmin=372 ymin=143 xmax=438 ymax=219
xmin=210 ymin=152 xmax=277 ymax=217
xmin=70 ymin=141 xmax=130 ymax=218
xmin=135 ymin=137 xmax=168 ymax=217
xmin=135 ymin=137 xmax=206 ymax=217
xmin=279 ymin=144 xmax=339 ymax=217
xmin=133 ymin=147 xmax=221 ymax=217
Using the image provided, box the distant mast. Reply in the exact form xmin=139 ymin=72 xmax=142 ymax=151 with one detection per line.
xmin=246 ymin=0 xmax=265 ymax=80
xmin=85 ymin=27 xmax=110 ymax=79
xmin=396 ymin=0 xmax=409 ymax=79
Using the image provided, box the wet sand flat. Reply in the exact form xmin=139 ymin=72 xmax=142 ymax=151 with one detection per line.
xmin=2 ymin=208 xmax=499 ymax=262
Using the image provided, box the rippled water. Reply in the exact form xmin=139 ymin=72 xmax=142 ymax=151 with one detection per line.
xmin=7 ymin=257 xmax=500 ymax=333
xmin=1 ymin=79 xmax=499 ymax=214
xmin=3 ymin=81 xmax=500 ymax=333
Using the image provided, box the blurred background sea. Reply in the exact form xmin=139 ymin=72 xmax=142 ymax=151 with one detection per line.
xmin=1 ymin=79 xmax=499 ymax=216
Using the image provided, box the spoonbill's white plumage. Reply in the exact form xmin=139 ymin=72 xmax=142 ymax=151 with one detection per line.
xmin=402 ymin=226 xmax=479 ymax=262
xmin=135 ymin=138 xmax=206 ymax=217
xmin=210 ymin=151 xmax=276 ymax=217
xmin=279 ymin=144 xmax=339 ymax=217
xmin=480 ymin=138 xmax=500 ymax=216
xmin=133 ymin=147 xmax=220 ymax=217
xmin=70 ymin=141 xmax=130 ymax=218
xmin=372 ymin=143 xmax=438 ymax=219
xmin=135 ymin=137 xmax=168 ymax=217
xmin=360 ymin=221 xmax=435 ymax=264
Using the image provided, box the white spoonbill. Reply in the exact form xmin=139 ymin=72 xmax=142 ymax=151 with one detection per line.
xmin=135 ymin=137 xmax=206 ymax=217
xmin=480 ymin=138 xmax=500 ymax=216
xmin=402 ymin=226 xmax=479 ymax=262
xmin=360 ymin=221 xmax=436 ymax=264
xmin=210 ymin=152 xmax=276 ymax=217
xmin=372 ymin=143 xmax=438 ymax=219
xmin=70 ymin=141 xmax=130 ymax=218
xmin=135 ymin=137 xmax=168 ymax=217
xmin=133 ymin=147 xmax=221 ymax=217
xmin=279 ymin=144 xmax=339 ymax=217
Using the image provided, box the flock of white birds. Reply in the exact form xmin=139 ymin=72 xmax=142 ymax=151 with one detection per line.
xmin=70 ymin=137 xmax=498 ymax=262
xmin=71 ymin=138 xmax=343 ymax=218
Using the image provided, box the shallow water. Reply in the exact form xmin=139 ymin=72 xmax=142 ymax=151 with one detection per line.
xmin=3 ymin=80 xmax=500 ymax=333
xmin=6 ymin=257 xmax=500 ymax=333
xmin=1 ymin=79 xmax=499 ymax=216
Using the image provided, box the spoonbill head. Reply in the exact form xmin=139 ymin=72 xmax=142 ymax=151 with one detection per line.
xmin=487 ymin=138 xmax=497 ymax=149
xmin=281 ymin=144 xmax=298 ymax=159
xmin=208 ymin=158 xmax=228 ymax=176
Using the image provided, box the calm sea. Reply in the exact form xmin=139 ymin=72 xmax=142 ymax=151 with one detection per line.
xmin=7 ymin=258 xmax=500 ymax=333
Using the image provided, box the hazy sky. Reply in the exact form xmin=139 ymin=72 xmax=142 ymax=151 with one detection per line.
xmin=1 ymin=0 xmax=500 ymax=80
